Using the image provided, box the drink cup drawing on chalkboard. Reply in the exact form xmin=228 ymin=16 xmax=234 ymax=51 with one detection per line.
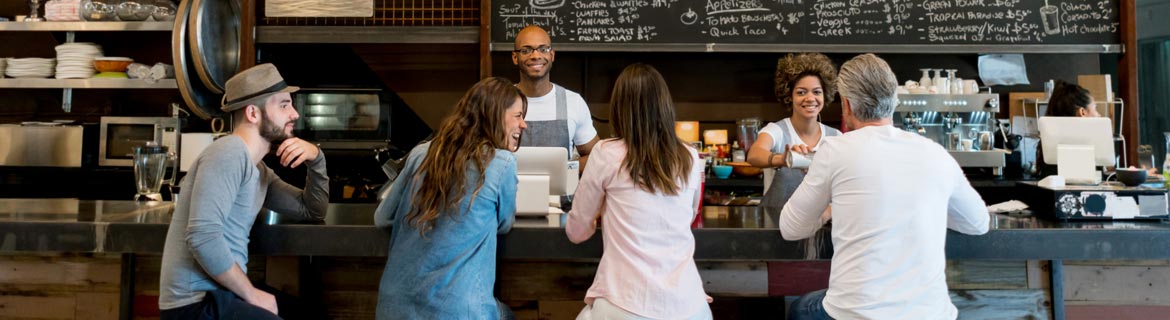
xmin=680 ymin=8 xmax=697 ymax=25
xmin=1040 ymin=0 xmax=1060 ymax=35
xmin=531 ymin=0 xmax=564 ymax=10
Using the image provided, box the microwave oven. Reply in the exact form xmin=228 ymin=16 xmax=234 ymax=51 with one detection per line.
xmin=98 ymin=117 xmax=178 ymax=167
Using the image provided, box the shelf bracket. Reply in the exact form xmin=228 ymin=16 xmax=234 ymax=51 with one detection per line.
xmin=62 ymin=88 xmax=72 ymax=113
xmin=61 ymin=31 xmax=75 ymax=113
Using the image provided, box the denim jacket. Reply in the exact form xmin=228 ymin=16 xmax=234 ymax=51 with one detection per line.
xmin=374 ymin=142 xmax=517 ymax=319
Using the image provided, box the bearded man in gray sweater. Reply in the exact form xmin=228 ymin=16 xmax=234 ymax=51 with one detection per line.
xmin=159 ymin=63 xmax=329 ymax=320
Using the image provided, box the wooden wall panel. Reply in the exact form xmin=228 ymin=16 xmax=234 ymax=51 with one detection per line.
xmin=950 ymin=289 xmax=1049 ymax=320
xmin=0 ymin=254 xmax=120 ymax=320
xmin=947 ymin=260 xmax=1030 ymax=290
xmin=1064 ymin=264 xmax=1170 ymax=305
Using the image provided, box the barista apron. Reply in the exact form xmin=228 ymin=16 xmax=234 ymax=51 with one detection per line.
xmin=519 ymin=85 xmax=573 ymax=158
xmin=760 ymin=122 xmax=837 ymax=213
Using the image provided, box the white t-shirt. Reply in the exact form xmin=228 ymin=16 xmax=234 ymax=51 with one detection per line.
xmin=524 ymin=85 xmax=598 ymax=147
xmin=758 ymin=118 xmax=841 ymax=153
xmin=779 ymin=125 xmax=990 ymax=320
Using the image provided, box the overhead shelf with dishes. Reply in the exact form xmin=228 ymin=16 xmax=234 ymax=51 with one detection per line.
xmin=0 ymin=21 xmax=174 ymax=31
xmin=0 ymin=78 xmax=176 ymax=89
xmin=0 ymin=0 xmax=183 ymax=112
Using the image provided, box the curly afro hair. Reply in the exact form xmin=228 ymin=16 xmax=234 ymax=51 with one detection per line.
xmin=774 ymin=53 xmax=838 ymax=112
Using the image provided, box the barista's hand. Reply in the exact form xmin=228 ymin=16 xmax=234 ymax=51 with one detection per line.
xmin=790 ymin=144 xmax=814 ymax=155
xmin=275 ymin=138 xmax=320 ymax=168
xmin=789 ymin=144 xmax=814 ymax=173
xmin=820 ymin=206 xmax=832 ymax=225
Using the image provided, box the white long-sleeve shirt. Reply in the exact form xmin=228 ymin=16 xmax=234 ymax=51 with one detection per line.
xmin=779 ymin=125 xmax=990 ymax=320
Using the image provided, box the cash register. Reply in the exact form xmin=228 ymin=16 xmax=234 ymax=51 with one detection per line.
xmin=514 ymin=147 xmax=578 ymax=227
xmin=1018 ymin=117 xmax=1168 ymax=220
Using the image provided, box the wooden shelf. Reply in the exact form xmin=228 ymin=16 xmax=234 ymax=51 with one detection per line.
xmin=489 ymin=42 xmax=1124 ymax=54
xmin=0 ymin=21 xmax=173 ymax=32
xmin=256 ymin=26 xmax=478 ymax=44
xmin=0 ymin=78 xmax=177 ymax=89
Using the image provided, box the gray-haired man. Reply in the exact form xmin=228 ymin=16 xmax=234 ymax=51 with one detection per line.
xmin=780 ymin=54 xmax=989 ymax=319
xmin=159 ymin=63 xmax=329 ymax=319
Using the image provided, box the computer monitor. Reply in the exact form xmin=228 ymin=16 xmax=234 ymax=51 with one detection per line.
xmin=514 ymin=147 xmax=569 ymax=196
xmin=1038 ymin=116 xmax=1115 ymax=166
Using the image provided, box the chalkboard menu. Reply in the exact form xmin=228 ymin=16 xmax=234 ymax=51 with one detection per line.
xmin=490 ymin=0 xmax=1120 ymax=45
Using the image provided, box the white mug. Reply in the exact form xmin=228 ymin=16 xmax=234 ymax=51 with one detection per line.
xmin=963 ymin=79 xmax=979 ymax=94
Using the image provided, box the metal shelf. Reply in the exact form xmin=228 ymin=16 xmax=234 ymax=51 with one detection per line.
xmin=0 ymin=78 xmax=177 ymax=89
xmin=256 ymin=26 xmax=478 ymax=44
xmin=0 ymin=21 xmax=174 ymax=32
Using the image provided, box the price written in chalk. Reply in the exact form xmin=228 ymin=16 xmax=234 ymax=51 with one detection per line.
xmin=490 ymin=0 xmax=1120 ymax=45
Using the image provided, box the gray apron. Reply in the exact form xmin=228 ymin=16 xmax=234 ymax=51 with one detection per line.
xmin=760 ymin=123 xmax=836 ymax=213
xmin=519 ymin=84 xmax=573 ymax=158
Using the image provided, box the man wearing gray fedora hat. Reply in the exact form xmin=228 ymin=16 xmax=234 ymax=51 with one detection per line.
xmin=159 ymin=63 xmax=329 ymax=319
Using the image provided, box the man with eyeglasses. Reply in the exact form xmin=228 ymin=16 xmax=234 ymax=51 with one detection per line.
xmin=512 ymin=25 xmax=599 ymax=164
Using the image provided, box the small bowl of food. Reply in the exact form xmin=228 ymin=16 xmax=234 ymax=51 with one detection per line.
xmin=94 ymin=57 xmax=134 ymax=73
xmin=712 ymin=165 xmax=733 ymax=179
xmin=725 ymin=161 xmax=762 ymax=177
xmin=1115 ymin=167 xmax=1149 ymax=187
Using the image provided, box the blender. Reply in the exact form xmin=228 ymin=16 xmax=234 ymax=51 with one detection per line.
xmin=133 ymin=142 xmax=174 ymax=201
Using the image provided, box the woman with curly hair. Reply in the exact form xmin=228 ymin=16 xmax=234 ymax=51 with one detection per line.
xmin=748 ymin=53 xmax=842 ymax=212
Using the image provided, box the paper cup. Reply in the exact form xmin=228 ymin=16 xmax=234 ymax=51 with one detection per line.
xmin=786 ymin=152 xmax=814 ymax=169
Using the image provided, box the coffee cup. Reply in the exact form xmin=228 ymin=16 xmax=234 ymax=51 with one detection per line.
xmin=963 ymin=79 xmax=979 ymax=94
xmin=787 ymin=151 xmax=814 ymax=169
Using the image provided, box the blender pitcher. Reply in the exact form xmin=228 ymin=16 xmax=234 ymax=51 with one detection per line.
xmin=133 ymin=142 xmax=173 ymax=201
xmin=736 ymin=117 xmax=760 ymax=151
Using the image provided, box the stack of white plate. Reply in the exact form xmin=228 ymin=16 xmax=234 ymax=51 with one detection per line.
xmin=5 ymin=58 xmax=56 ymax=79
xmin=55 ymin=43 xmax=103 ymax=79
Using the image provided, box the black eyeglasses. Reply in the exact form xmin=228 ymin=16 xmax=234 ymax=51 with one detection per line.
xmin=513 ymin=46 xmax=553 ymax=55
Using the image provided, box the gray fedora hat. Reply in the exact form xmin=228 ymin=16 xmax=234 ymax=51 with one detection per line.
xmin=221 ymin=63 xmax=300 ymax=112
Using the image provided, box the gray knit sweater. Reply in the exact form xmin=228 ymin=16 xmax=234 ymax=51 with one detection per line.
xmin=158 ymin=135 xmax=328 ymax=310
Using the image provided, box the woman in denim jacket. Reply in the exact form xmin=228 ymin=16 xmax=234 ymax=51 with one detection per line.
xmin=374 ymin=77 xmax=527 ymax=319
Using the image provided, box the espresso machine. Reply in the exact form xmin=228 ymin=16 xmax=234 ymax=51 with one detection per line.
xmin=895 ymin=93 xmax=1006 ymax=175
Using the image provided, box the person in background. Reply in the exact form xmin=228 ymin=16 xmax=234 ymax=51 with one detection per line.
xmin=781 ymin=54 xmax=989 ymax=320
xmin=747 ymin=52 xmax=841 ymax=220
xmin=158 ymin=63 xmax=329 ymax=319
xmin=374 ymin=77 xmax=527 ymax=320
xmin=512 ymin=25 xmax=599 ymax=165
xmin=565 ymin=63 xmax=712 ymax=320
xmin=1036 ymin=80 xmax=1106 ymax=177
xmin=1045 ymin=80 xmax=1098 ymax=117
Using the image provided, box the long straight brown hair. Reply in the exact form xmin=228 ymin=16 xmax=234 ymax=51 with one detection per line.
xmin=407 ymin=77 xmax=526 ymax=235
xmin=609 ymin=63 xmax=692 ymax=195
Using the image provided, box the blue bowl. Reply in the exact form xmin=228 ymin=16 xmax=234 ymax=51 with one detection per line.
xmin=712 ymin=165 xmax=733 ymax=179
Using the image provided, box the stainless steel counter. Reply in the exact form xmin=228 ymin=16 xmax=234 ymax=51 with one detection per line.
xmin=2 ymin=198 xmax=1170 ymax=260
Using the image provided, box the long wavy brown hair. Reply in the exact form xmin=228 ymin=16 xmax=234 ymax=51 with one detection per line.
xmin=407 ymin=77 xmax=526 ymax=235
xmin=609 ymin=63 xmax=692 ymax=195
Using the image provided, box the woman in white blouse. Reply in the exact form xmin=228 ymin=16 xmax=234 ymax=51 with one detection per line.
xmin=565 ymin=63 xmax=711 ymax=320
xmin=747 ymin=53 xmax=842 ymax=213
